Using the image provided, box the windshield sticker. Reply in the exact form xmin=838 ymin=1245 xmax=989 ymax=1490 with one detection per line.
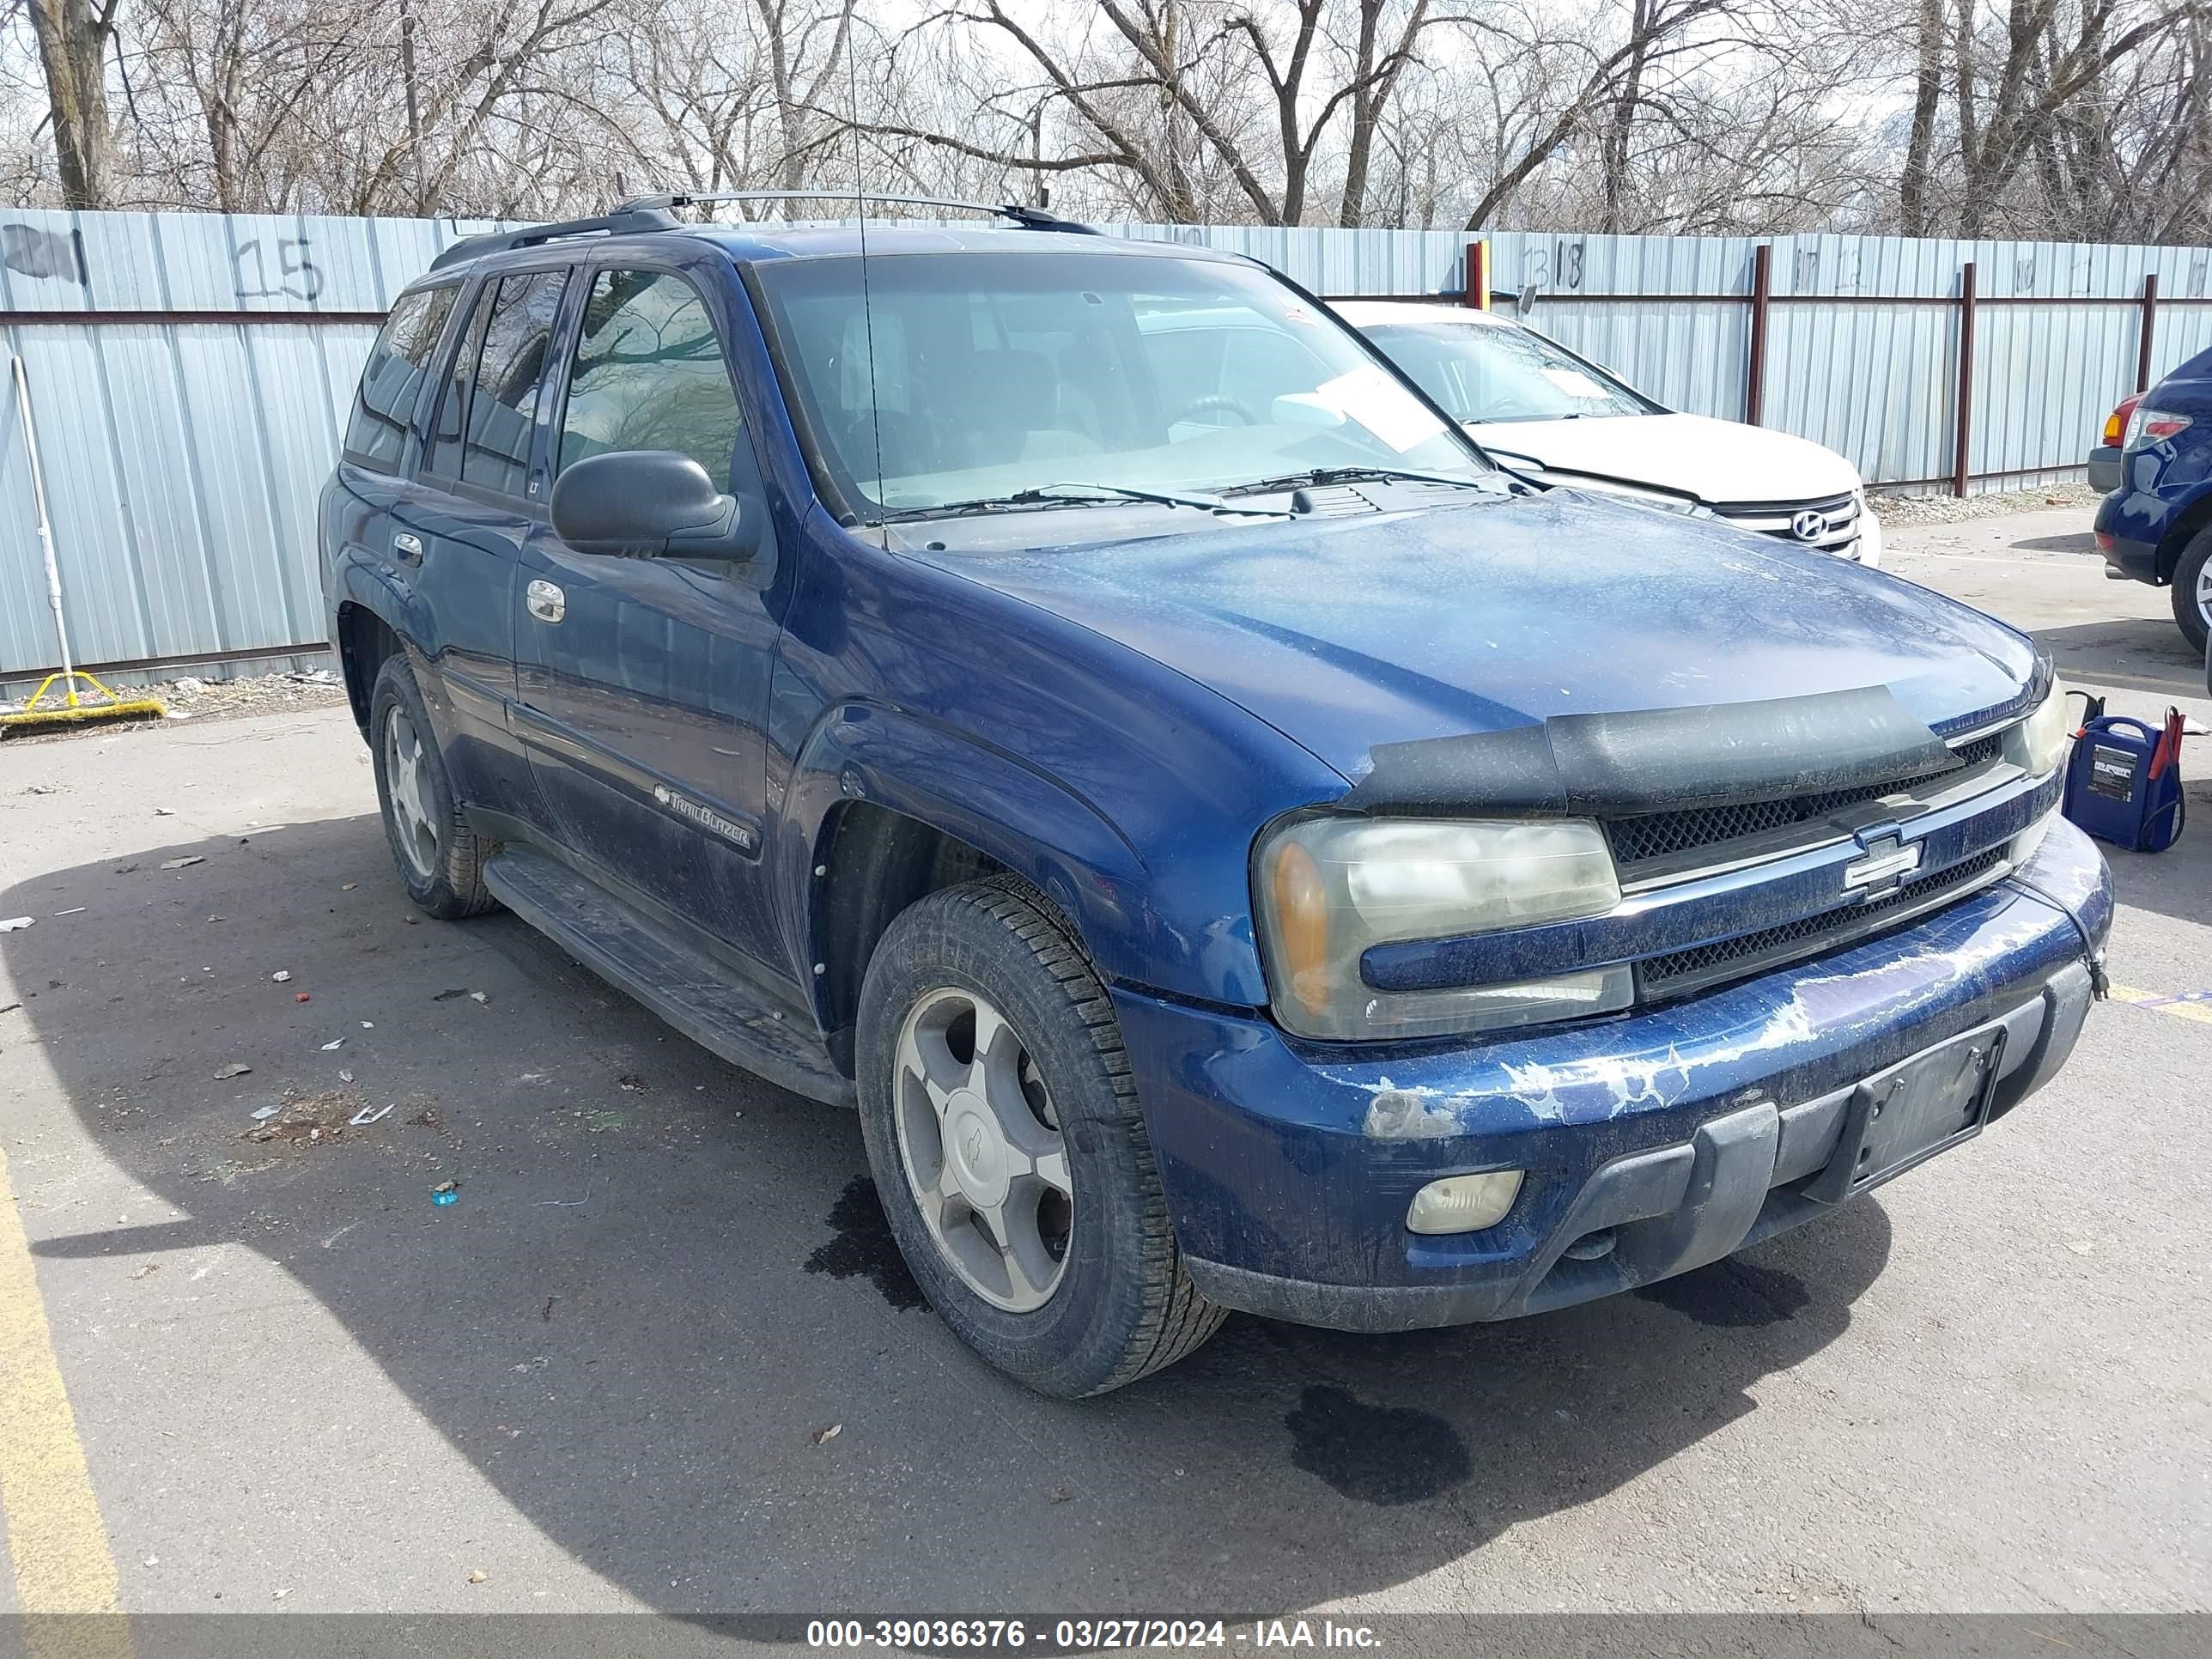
xmin=1313 ymin=364 xmax=1448 ymax=453
xmin=1540 ymin=367 xmax=1610 ymax=400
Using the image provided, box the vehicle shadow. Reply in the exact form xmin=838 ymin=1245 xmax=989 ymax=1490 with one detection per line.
xmin=2034 ymin=617 xmax=2204 ymax=703
xmin=7 ymin=813 xmax=1892 ymax=1613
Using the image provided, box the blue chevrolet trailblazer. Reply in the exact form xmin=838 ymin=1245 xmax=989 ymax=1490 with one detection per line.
xmin=320 ymin=198 xmax=2110 ymax=1396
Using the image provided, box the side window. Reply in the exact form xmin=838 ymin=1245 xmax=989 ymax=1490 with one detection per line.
xmin=461 ymin=269 xmax=571 ymax=497
xmin=423 ymin=284 xmax=492 ymax=480
xmin=343 ymin=285 xmax=458 ymax=470
xmin=559 ymin=270 xmax=744 ymax=489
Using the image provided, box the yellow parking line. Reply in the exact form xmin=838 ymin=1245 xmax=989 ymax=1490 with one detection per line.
xmin=0 ymin=1142 xmax=127 ymax=1644
xmin=2106 ymin=983 xmax=2212 ymax=1027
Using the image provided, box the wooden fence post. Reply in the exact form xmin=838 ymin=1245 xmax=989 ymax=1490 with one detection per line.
xmin=1463 ymin=240 xmax=1490 ymax=311
xmin=1745 ymin=244 xmax=1771 ymax=425
xmin=1954 ymin=260 xmax=1978 ymax=498
xmin=2137 ymin=273 xmax=2160 ymax=392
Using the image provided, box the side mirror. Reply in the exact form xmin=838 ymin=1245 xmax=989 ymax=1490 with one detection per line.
xmin=550 ymin=450 xmax=763 ymax=562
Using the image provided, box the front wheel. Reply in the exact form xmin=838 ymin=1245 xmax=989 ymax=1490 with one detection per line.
xmin=854 ymin=878 xmax=1224 ymax=1396
xmin=2172 ymin=528 xmax=2212 ymax=654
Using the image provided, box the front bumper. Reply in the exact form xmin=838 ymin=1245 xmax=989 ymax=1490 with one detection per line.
xmin=1117 ymin=817 xmax=2110 ymax=1331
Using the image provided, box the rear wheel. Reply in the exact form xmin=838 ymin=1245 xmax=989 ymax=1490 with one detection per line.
xmin=855 ymin=878 xmax=1224 ymax=1396
xmin=369 ymin=655 xmax=497 ymax=920
xmin=2172 ymin=527 xmax=2212 ymax=653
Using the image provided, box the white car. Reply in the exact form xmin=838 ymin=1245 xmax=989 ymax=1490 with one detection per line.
xmin=1337 ymin=300 xmax=1881 ymax=568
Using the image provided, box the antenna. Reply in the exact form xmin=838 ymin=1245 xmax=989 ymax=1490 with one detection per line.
xmin=846 ymin=45 xmax=885 ymax=532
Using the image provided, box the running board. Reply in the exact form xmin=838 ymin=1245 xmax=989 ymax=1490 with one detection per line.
xmin=483 ymin=847 xmax=854 ymax=1108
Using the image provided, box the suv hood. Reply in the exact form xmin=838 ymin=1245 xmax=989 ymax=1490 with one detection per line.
xmin=924 ymin=491 xmax=2035 ymax=787
xmin=1471 ymin=412 xmax=1861 ymax=506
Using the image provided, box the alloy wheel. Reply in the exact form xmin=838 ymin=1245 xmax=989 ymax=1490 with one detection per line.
xmin=384 ymin=706 xmax=441 ymax=880
xmin=892 ymin=987 xmax=1073 ymax=1313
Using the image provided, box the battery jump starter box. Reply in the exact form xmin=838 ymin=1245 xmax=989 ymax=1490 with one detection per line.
xmin=2062 ymin=710 xmax=2186 ymax=853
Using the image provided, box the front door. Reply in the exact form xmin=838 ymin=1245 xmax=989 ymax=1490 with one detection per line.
xmin=514 ymin=260 xmax=786 ymax=968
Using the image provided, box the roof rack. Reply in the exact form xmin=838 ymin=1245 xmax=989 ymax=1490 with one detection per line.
xmin=427 ymin=204 xmax=684 ymax=271
xmin=424 ymin=191 xmax=1097 ymax=276
xmin=614 ymin=190 xmax=1099 ymax=234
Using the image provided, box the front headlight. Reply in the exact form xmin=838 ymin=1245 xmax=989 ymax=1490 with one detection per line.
xmin=1255 ymin=816 xmax=1627 ymax=1042
xmin=2008 ymin=681 xmax=2071 ymax=779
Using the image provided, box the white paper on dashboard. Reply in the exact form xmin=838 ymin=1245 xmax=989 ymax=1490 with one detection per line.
xmin=1312 ymin=363 xmax=1448 ymax=453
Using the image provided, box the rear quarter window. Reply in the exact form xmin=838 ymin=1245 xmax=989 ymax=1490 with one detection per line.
xmin=343 ymin=285 xmax=460 ymax=471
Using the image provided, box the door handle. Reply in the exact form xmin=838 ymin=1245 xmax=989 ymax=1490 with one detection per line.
xmin=392 ymin=532 xmax=422 ymax=563
xmin=526 ymin=579 xmax=566 ymax=624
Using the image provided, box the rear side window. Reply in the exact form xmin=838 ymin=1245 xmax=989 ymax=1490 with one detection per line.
xmin=343 ymin=285 xmax=458 ymax=470
xmin=461 ymin=270 xmax=571 ymax=496
xmin=558 ymin=270 xmax=743 ymax=489
xmin=423 ymin=286 xmax=491 ymax=480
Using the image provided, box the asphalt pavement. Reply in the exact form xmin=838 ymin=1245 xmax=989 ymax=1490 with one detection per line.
xmin=0 ymin=505 xmax=2204 ymax=1627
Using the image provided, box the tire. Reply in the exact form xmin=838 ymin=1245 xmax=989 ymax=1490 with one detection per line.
xmin=2172 ymin=528 xmax=2212 ymax=655
xmin=855 ymin=876 xmax=1224 ymax=1397
xmin=368 ymin=653 xmax=498 ymax=920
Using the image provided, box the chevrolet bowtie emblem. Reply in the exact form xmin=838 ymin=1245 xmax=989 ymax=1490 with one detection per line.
xmin=1843 ymin=833 xmax=1923 ymax=896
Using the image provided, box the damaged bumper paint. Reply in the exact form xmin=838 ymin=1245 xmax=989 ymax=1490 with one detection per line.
xmin=1115 ymin=817 xmax=2110 ymax=1332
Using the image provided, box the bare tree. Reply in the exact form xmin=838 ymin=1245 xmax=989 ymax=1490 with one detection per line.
xmin=1899 ymin=0 xmax=1944 ymax=234
xmin=2 ymin=0 xmax=2206 ymax=243
xmin=753 ymin=0 xmax=856 ymax=190
xmin=23 ymin=0 xmax=121 ymax=205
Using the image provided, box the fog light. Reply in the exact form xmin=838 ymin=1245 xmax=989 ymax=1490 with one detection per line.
xmin=1407 ymin=1170 xmax=1524 ymax=1235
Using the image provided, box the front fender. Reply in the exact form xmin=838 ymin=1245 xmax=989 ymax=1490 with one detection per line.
xmin=780 ymin=702 xmax=1161 ymax=1003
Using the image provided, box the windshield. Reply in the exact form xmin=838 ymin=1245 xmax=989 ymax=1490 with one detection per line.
xmin=750 ymin=251 xmax=1491 ymax=518
xmin=1358 ymin=318 xmax=1652 ymax=424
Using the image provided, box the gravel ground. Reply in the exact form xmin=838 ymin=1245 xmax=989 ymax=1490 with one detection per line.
xmin=0 ymin=666 xmax=351 ymax=743
xmin=1870 ymin=479 xmax=2104 ymax=526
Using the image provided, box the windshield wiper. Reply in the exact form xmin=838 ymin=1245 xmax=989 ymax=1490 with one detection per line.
xmin=879 ymin=481 xmax=1288 ymax=524
xmin=1214 ymin=465 xmax=1504 ymax=499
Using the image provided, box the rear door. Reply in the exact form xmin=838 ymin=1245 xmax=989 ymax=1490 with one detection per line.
xmin=329 ymin=280 xmax=459 ymax=690
xmin=514 ymin=258 xmax=787 ymax=965
xmin=393 ymin=262 xmax=574 ymax=830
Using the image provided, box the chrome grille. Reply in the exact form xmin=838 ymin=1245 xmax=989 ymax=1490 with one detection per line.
xmin=1607 ymin=733 xmax=2003 ymax=869
xmin=1638 ymin=847 xmax=2010 ymax=1000
xmin=1713 ymin=490 xmax=1861 ymax=556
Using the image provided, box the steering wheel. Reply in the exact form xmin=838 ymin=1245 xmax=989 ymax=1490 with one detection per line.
xmin=1174 ymin=393 xmax=1261 ymax=427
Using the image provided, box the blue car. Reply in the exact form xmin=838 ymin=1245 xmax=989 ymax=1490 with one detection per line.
xmin=319 ymin=198 xmax=2110 ymax=1396
xmin=2095 ymin=343 xmax=2212 ymax=652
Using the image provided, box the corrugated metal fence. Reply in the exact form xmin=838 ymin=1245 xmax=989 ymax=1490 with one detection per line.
xmin=3 ymin=208 xmax=2209 ymax=689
